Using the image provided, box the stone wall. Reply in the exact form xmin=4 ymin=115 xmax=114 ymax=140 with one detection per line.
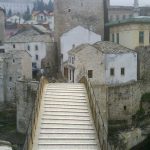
xmin=54 ymin=0 xmax=104 ymax=42
xmin=16 ymin=80 xmax=38 ymax=133
xmin=136 ymin=46 xmax=150 ymax=81
xmin=107 ymin=81 xmax=150 ymax=124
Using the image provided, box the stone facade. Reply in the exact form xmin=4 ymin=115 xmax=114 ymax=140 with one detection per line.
xmin=108 ymin=17 xmax=150 ymax=50
xmin=6 ymin=25 xmax=56 ymax=76
xmin=0 ymin=50 xmax=32 ymax=103
xmin=16 ymin=80 xmax=38 ymax=133
xmin=54 ymin=0 xmax=105 ymax=42
xmin=0 ymin=7 xmax=5 ymax=43
xmin=68 ymin=41 xmax=137 ymax=85
xmin=107 ymin=81 xmax=150 ymax=123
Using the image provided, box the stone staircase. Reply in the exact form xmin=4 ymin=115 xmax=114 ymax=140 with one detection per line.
xmin=32 ymin=83 xmax=100 ymax=150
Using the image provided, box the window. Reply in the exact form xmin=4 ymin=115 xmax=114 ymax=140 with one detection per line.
xmin=27 ymin=45 xmax=30 ymax=51
xmin=68 ymin=8 xmax=71 ymax=12
xmin=13 ymin=59 xmax=15 ymax=63
xmin=13 ymin=44 xmax=15 ymax=48
xmin=121 ymin=68 xmax=125 ymax=76
xmin=116 ymin=33 xmax=119 ymax=44
xmin=36 ymin=55 xmax=38 ymax=60
xmin=0 ymin=49 xmax=5 ymax=53
xmin=139 ymin=31 xmax=144 ymax=44
xmin=70 ymin=70 xmax=71 ymax=80
xmin=88 ymin=70 xmax=93 ymax=78
xmin=149 ymin=32 xmax=150 ymax=44
xmin=72 ymin=57 xmax=75 ymax=64
xmin=35 ymin=45 xmax=38 ymax=50
xmin=32 ymin=62 xmax=37 ymax=68
xmin=9 ymin=77 xmax=12 ymax=81
xmin=122 ymin=15 xmax=126 ymax=20
xmin=112 ymin=33 xmax=115 ymax=42
xmin=110 ymin=68 xmax=115 ymax=76
xmin=124 ymin=106 xmax=127 ymax=111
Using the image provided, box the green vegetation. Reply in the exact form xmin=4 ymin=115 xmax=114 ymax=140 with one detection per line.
xmin=141 ymin=93 xmax=150 ymax=103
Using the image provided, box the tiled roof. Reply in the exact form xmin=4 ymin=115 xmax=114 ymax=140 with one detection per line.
xmin=68 ymin=41 xmax=136 ymax=55
xmin=93 ymin=41 xmax=136 ymax=54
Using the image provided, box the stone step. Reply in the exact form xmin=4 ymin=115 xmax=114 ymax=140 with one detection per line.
xmin=38 ymin=144 xmax=98 ymax=150
xmin=44 ymin=105 xmax=88 ymax=110
xmin=40 ymin=128 xmax=95 ymax=134
xmin=41 ymin=119 xmax=92 ymax=125
xmin=45 ymin=92 xmax=86 ymax=97
xmin=42 ymin=115 xmax=91 ymax=121
xmin=41 ymin=123 xmax=93 ymax=129
xmin=43 ymin=99 xmax=87 ymax=104
xmin=39 ymin=133 xmax=96 ymax=139
xmin=44 ymin=108 xmax=89 ymax=113
xmin=43 ymin=111 xmax=89 ymax=117
xmin=38 ymin=139 xmax=97 ymax=145
xmin=44 ymin=102 xmax=87 ymax=107
xmin=46 ymin=89 xmax=86 ymax=93
xmin=44 ymin=95 xmax=86 ymax=99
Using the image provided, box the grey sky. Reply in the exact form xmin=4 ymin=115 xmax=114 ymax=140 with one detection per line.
xmin=43 ymin=0 xmax=150 ymax=6
xmin=111 ymin=0 xmax=150 ymax=6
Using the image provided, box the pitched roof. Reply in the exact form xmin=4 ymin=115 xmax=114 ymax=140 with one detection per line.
xmin=68 ymin=41 xmax=136 ymax=55
xmin=93 ymin=41 xmax=136 ymax=54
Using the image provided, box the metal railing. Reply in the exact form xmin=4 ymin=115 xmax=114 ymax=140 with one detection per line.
xmin=80 ymin=76 xmax=112 ymax=150
xmin=23 ymin=76 xmax=48 ymax=150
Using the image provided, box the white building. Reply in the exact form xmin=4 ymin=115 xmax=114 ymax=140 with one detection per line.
xmin=60 ymin=25 xmax=101 ymax=77
xmin=0 ymin=0 xmax=34 ymax=14
xmin=68 ymin=41 xmax=137 ymax=85
xmin=32 ymin=11 xmax=54 ymax=31
xmin=7 ymin=15 xmax=25 ymax=24
xmin=5 ymin=25 xmax=52 ymax=71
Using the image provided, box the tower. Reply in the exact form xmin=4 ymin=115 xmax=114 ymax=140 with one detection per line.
xmin=54 ymin=0 xmax=105 ymax=42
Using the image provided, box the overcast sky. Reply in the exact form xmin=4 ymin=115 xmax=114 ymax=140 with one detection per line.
xmin=43 ymin=0 xmax=150 ymax=6
xmin=111 ymin=0 xmax=150 ymax=6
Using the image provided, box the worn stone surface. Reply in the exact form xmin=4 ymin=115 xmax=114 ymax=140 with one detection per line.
xmin=16 ymin=80 xmax=38 ymax=133
xmin=54 ymin=0 xmax=104 ymax=42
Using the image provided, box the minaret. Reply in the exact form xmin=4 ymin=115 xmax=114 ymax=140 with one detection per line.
xmin=133 ymin=0 xmax=139 ymax=17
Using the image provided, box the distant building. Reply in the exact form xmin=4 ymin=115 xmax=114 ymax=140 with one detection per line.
xmin=32 ymin=11 xmax=54 ymax=31
xmin=7 ymin=15 xmax=25 ymax=24
xmin=0 ymin=0 xmax=34 ymax=14
xmin=0 ymin=50 xmax=32 ymax=102
xmin=60 ymin=25 xmax=101 ymax=78
xmin=68 ymin=41 xmax=137 ymax=85
xmin=107 ymin=16 xmax=150 ymax=49
xmin=5 ymin=25 xmax=56 ymax=77
xmin=108 ymin=0 xmax=150 ymax=22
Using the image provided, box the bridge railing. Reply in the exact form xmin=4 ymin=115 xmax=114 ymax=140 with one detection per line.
xmin=23 ymin=76 xmax=48 ymax=150
xmin=80 ymin=76 xmax=112 ymax=150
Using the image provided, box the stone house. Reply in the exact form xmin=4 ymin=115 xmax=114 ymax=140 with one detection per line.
xmin=68 ymin=41 xmax=137 ymax=85
xmin=0 ymin=50 xmax=32 ymax=103
xmin=107 ymin=16 xmax=150 ymax=50
xmin=60 ymin=25 xmax=101 ymax=78
xmin=5 ymin=25 xmax=56 ymax=76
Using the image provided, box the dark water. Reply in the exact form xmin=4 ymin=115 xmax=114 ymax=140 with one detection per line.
xmin=131 ymin=137 xmax=150 ymax=150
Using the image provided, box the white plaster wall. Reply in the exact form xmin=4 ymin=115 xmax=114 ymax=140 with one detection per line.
xmin=5 ymin=42 xmax=46 ymax=69
xmin=60 ymin=26 xmax=101 ymax=62
xmin=105 ymin=53 xmax=137 ymax=84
